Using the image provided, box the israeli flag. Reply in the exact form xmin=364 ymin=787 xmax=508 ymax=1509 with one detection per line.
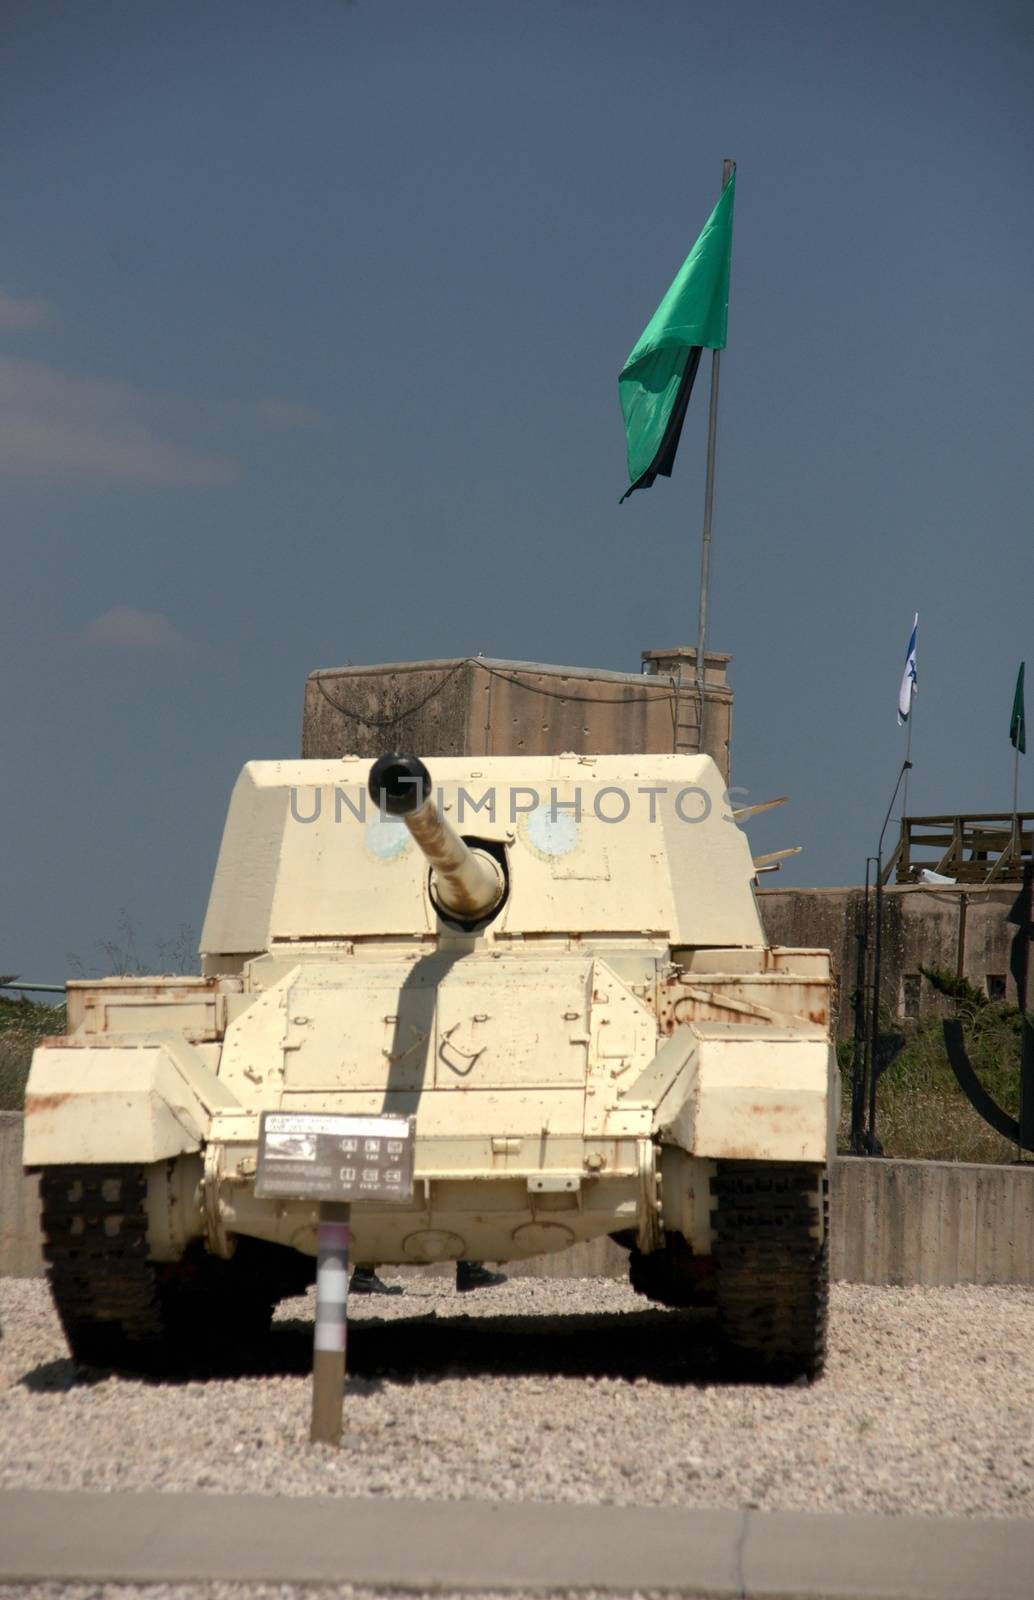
xmin=897 ymin=613 xmax=918 ymax=725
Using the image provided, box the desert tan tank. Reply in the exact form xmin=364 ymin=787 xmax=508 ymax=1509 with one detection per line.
xmin=24 ymin=748 xmax=835 ymax=1379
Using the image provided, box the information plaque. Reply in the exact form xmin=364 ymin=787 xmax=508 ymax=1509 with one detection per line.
xmin=255 ymin=1112 xmax=415 ymax=1203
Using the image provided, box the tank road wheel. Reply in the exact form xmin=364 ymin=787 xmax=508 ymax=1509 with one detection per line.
xmin=40 ymin=1165 xmax=281 ymax=1373
xmin=711 ymin=1162 xmax=829 ymax=1383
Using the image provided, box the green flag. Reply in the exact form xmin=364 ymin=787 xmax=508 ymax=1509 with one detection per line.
xmin=1010 ymin=661 xmax=1026 ymax=754
xmin=619 ymin=172 xmax=735 ymax=502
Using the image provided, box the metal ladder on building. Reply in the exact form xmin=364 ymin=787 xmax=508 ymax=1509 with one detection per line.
xmin=673 ymin=673 xmax=702 ymax=754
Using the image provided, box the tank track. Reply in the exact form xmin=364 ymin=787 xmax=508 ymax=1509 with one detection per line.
xmin=41 ymin=1166 xmax=167 ymax=1368
xmin=711 ymin=1161 xmax=829 ymax=1383
xmin=40 ymin=1164 xmax=306 ymax=1372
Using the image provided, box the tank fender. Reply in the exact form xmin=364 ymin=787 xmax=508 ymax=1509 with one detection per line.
xmin=23 ymin=1032 xmax=239 ymax=1167
xmin=617 ymin=1026 xmax=698 ymax=1128
xmin=645 ymin=1022 xmax=832 ymax=1164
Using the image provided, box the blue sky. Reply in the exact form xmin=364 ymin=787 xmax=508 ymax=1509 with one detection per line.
xmin=2 ymin=0 xmax=1032 ymax=981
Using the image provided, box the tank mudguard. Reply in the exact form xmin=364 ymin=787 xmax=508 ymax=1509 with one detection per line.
xmin=22 ymin=1033 xmax=238 ymax=1167
xmin=621 ymin=1021 xmax=833 ymax=1164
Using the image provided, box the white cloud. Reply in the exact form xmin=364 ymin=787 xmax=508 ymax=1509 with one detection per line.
xmin=81 ymin=607 xmax=202 ymax=657
xmin=254 ymin=396 xmax=326 ymax=429
xmin=0 ymin=286 xmax=52 ymax=332
xmin=0 ymin=355 xmax=240 ymax=488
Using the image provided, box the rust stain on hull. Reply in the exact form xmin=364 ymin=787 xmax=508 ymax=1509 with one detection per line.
xmin=24 ymin=1092 xmax=73 ymax=1115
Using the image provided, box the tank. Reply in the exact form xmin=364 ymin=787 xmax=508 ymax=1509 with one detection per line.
xmin=23 ymin=748 xmax=834 ymax=1379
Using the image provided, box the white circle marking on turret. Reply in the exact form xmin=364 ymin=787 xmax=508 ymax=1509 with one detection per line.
xmin=364 ymin=814 xmax=412 ymax=860
xmin=526 ymin=804 xmax=579 ymax=858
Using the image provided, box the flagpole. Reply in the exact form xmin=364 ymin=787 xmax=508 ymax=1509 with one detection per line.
xmin=868 ymin=756 xmax=913 ymax=1150
xmin=695 ymin=156 xmax=736 ymax=714
xmin=897 ymin=612 xmax=918 ymax=821
xmin=1011 ymin=662 xmax=1026 ymax=817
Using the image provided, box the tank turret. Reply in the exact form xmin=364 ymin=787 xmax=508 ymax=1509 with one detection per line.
xmin=368 ymin=752 xmax=505 ymax=924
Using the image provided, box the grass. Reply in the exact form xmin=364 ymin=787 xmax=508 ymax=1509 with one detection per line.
xmin=0 ymin=995 xmax=66 ymax=1112
xmin=837 ymin=1002 xmax=1025 ymax=1163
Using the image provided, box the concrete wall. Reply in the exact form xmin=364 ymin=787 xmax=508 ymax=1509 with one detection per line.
xmin=4 ymin=1113 xmax=1032 ymax=1287
xmin=509 ymin=1159 xmax=1034 ymax=1287
xmin=759 ymin=883 xmax=1025 ymax=1039
xmin=832 ymin=1155 xmax=1034 ymax=1286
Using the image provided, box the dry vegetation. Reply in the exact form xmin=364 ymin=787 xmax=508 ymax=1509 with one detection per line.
xmin=0 ymin=996 xmax=65 ymax=1112
xmin=837 ymin=994 xmax=1024 ymax=1163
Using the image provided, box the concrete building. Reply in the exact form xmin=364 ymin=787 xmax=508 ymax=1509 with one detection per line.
xmin=302 ymin=646 xmax=734 ymax=782
xmin=759 ymin=882 xmax=1029 ymax=1040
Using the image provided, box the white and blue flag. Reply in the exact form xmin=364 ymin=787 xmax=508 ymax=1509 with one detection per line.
xmin=897 ymin=612 xmax=918 ymax=725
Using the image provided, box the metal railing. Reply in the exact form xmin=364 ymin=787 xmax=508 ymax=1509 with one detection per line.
xmin=883 ymin=812 xmax=1034 ymax=885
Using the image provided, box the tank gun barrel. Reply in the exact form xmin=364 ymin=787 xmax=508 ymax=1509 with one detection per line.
xmin=368 ymin=753 xmax=505 ymax=924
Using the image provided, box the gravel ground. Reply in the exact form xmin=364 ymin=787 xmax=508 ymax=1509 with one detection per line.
xmin=1 ymin=1276 xmax=1032 ymax=1520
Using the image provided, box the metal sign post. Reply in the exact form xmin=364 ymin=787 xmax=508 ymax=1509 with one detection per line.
xmin=311 ymin=1200 xmax=351 ymax=1444
xmin=255 ymin=1111 xmax=415 ymax=1447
